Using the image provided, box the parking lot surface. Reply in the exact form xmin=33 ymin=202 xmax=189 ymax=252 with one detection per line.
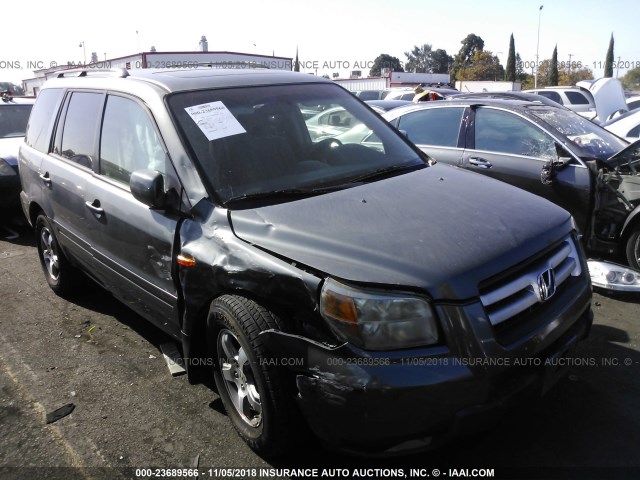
xmin=1 ymin=212 xmax=639 ymax=480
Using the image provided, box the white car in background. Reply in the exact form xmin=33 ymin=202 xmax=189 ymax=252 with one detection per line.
xmin=526 ymin=78 xmax=629 ymax=124
xmin=602 ymin=109 xmax=640 ymax=142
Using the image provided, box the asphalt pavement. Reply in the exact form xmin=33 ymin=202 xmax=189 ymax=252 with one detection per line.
xmin=1 ymin=211 xmax=639 ymax=480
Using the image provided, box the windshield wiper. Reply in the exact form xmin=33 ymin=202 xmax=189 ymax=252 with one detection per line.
xmin=345 ymin=162 xmax=425 ymax=184
xmin=222 ymin=186 xmax=343 ymax=207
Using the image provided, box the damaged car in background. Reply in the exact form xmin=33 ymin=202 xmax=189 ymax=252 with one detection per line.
xmin=20 ymin=68 xmax=593 ymax=456
xmin=0 ymin=92 xmax=34 ymax=210
xmin=372 ymin=99 xmax=640 ymax=291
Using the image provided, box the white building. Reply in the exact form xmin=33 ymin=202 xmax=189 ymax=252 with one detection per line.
xmin=333 ymin=70 xmax=451 ymax=92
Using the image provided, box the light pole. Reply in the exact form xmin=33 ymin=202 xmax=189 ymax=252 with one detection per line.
xmin=616 ymin=56 xmax=622 ymax=78
xmin=79 ymin=41 xmax=86 ymax=65
xmin=534 ymin=5 xmax=543 ymax=88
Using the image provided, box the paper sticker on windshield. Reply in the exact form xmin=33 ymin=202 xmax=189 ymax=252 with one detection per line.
xmin=184 ymin=101 xmax=246 ymax=141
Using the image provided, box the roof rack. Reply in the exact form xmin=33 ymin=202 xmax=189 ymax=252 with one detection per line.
xmin=55 ymin=68 xmax=130 ymax=78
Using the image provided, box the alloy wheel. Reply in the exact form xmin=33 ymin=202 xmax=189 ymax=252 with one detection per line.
xmin=40 ymin=227 xmax=60 ymax=281
xmin=217 ymin=329 xmax=262 ymax=427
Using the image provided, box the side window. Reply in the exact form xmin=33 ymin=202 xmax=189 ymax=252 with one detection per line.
xmin=475 ymin=108 xmax=556 ymax=159
xmin=100 ymin=95 xmax=167 ymax=185
xmin=25 ymin=88 xmax=64 ymax=153
xmin=537 ymin=91 xmax=563 ymax=104
xmin=565 ymin=91 xmax=590 ymax=105
xmin=397 ymin=108 xmax=464 ymax=147
xmin=59 ymin=92 xmax=103 ymax=168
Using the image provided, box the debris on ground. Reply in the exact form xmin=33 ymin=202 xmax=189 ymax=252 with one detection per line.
xmin=46 ymin=403 xmax=76 ymax=424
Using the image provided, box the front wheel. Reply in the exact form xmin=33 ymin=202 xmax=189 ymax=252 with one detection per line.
xmin=208 ymin=295 xmax=299 ymax=457
xmin=626 ymin=226 xmax=640 ymax=270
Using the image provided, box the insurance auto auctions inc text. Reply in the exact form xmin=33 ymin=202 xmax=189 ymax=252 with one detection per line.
xmin=207 ymin=467 xmax=495 ymax=478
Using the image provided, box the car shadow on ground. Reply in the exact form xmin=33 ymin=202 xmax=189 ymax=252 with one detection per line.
xmin=70 ymin=279 xmax=175 ymax=351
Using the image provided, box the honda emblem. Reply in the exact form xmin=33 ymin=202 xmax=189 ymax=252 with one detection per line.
xmin=537 ymin=268 xmax=556 ymax=302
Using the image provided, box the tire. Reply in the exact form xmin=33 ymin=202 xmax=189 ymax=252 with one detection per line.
xmin=626 ymin=226 xmax=640 ymax=271
xmin=35 ymin=214 xmax=81 ymax=297
xmin=208 ymin=295 xmax=298 ymax=457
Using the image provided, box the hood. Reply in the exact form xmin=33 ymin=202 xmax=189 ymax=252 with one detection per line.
xmin=0 ymin=137 xmax=25 ymax=166
xmin=581 ymin=78 xmax=628 ymax=124
xmin=229 ymin=165 xmax=573 ymax=300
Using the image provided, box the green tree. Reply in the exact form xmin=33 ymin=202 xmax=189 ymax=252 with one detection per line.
xmin=549 ymin=46 xmax=559 ymax=86
xmin=531 ymin=56 xmax=593 ymax=88
xmin=515 ymin=53 xmax=533 ymax=89
xmin=456 ymin=50 xmax=504 ymax=81
xmin=369 ymin=53 xmax=404 ymax=77
xmin=432 ymin=49 xmax=452 ymax=74
xmin=622 ymin=67 xmax=640 ymax=90
xmin=404 ymin=44 xmax=433 ymax=73
xmin=505 ymin=34 xmax=516 ymax=82
xmin=451 ymin=33 xmax=485 ymax=80
xmin=535 ymin=59 xmax=553 ymax=88
xmin=560 ymin=65 xmax=594 ymax=85
xmin=604 ymin=33 xmax=614 ymax=78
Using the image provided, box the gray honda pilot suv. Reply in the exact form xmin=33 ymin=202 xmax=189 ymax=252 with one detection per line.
xmin=19 ymin=68 xmax=593 ymax=456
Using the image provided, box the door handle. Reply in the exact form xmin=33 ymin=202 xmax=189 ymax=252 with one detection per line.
xmin=85 ymin=200 xmax=104 ymax=215
xmin=39 ymin=172 xmax=52 ymax=186
xmin=468 ymin=157 xmax=493 ymax=169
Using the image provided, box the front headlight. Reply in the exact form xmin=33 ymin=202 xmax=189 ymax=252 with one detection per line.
xmin=319 ymin=278 xmax=440 ymax=350
xmin=588 ymin=260 xmax=640 ymax=292
xmin=0 ymin=158 xmax=17 ymax=177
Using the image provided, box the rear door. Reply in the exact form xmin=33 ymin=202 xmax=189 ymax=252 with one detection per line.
xmin=464 ymin=106 xmax=592 ymax=231
xmin=41 ymin=90 xmax=104 ymax=270
xmin=82 ymin=93 xmax=181 ymax=336
xmin=393 ymin=106 xmax=467 ymax=166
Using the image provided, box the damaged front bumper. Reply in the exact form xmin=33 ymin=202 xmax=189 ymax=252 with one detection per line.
xmin=260 ymin=280 xmax=593 ymax=455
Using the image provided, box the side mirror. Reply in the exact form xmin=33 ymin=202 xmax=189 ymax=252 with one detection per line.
xmin=554 ymin=144 xmax=573 ymax=169
xmin=555 ymin=156 xmax=573 ymax=168
xmin=399 ymin=129 xmax=409 ymax=139
xmin=130 ymin=169 xmax=166 ymax=209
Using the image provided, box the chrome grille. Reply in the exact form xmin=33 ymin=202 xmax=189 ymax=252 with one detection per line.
xmin=480 ymin=237 xmax=582 ymax=327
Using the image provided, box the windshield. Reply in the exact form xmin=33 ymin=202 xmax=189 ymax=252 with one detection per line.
xmin=0 ymin=104 xmax=32 ymax=138
xmin=167 ymin=83 xmax=424 ymax=204
xmin=526 ymin=105 xmax=627 ymax=159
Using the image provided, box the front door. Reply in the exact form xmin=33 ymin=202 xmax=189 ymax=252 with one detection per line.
xmin=465 ymin=106 xmax=592 ymax=232
xmin=82 ymin=94 xmax=181 ymax=336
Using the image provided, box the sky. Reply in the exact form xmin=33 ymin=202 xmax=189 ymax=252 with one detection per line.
xmin=1 ymin=0 xmax=638 ymax=85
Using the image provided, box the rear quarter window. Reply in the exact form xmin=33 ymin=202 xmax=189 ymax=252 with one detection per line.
xmin=25 ymin=88 xmax=64 ymax=153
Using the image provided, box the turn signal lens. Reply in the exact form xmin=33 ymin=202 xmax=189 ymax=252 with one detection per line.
xmin=176 ymin=253 xmax=196 ymax=267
